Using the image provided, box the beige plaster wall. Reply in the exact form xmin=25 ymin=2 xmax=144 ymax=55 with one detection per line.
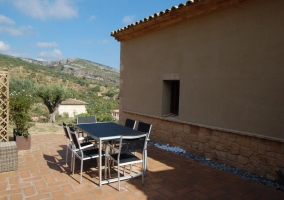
xmin=120 ymin=0 xmax=284 ymax=140
xmin=58 ymin=105 xmax=87 ymax=117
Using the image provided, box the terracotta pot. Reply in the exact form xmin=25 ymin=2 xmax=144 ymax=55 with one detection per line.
xmin=14 ymin=135 xmax=31 ymax=150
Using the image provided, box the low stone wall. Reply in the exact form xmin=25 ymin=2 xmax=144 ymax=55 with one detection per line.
xmin=120 ymin=111 xmax=284 ymax=181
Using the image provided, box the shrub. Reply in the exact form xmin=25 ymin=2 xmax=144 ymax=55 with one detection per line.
xmin=9 ymin=91 xmax=34 ymax=137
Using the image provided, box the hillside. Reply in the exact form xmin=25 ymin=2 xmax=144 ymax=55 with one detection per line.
xmin=0 ymin=53 xmax=120 ymax=122
xmin=21 ymin=57 xmax=119 ymax=84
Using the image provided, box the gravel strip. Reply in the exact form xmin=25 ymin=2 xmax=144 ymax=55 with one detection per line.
xmin=149 ymin=141 xmax=284 ymax=191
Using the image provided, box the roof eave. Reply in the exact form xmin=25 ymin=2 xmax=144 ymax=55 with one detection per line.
xmin=111 ymin=0 xmax=251 ymax=42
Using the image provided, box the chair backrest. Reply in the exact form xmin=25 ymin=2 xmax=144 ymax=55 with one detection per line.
xmin=125 ymin=118 xmax=136 ymax=129
xmin=119 ymin=134 xmax=147 ymax=154
xmin=77 ymin=116 xmax=97 ymax=124
xmin=62 ymin=122 xmax=70 ymax=140
xmin=69 ymin=129 xmax=81 ymax=150
xmin=137 ymin=121 xmax=152 ymax=139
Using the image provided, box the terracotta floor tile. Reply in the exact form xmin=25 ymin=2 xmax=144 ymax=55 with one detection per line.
xmin=65 ymin=190 xmax=93 ymax=199
xmin=0 ymin=182 xmax=7 ymax=191
xmin=25 ymin=193 xmax=51 ymax=200
xmin=61 ymin=184 xmax=75 ymax=194
xmin=0 ymin=188 xmax=21 ymax=197
xmin=80 ymin=194 xmax=97 ymax=200
xmin=175 ymin=186 xmax=195 ymax=195
xmin=190 ymin=190 xmax=211 ymax=199
xmin=34 ymin=180 xmax=47 ymax=190
xmin=0 ymin=134 xmax=283 ymax=200
xmin=37 ymin=185 xmax=61 ymax=194
xmin=23 ymin=186 xmax=36 ymax=197
xmin=51 ymin=191 xmax=67 ymax=199
xmin=8 ymin=176 xmax=20 ymax=185
xmin=158 ymin=187 xmax=177 ymax=198
xmin=9 ymin=182 xmax=31 ymax=189
xmin=10 ymin=193 xmax=23 ymax=200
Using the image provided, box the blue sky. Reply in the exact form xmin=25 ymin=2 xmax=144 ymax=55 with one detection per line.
xmin=0 ymin=0 xmax=185 ymax=69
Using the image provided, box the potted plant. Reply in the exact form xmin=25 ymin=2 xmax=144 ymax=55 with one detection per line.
xmin=9 ymin=90 xmax=34 ymax=150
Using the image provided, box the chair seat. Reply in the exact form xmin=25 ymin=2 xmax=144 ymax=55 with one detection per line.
xmin=80 ymin=142 xmax=93 ymax=148
xmin=77 ymin=148 xmax=101 ymax=159
xmin=110 ymin=153 xmax=141 ymax=164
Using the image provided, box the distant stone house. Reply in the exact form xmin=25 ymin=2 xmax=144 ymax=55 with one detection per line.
xmin=58 ymin=98 xmax=88 ymax=117
xmin=112 ymin=109 xmax=119 ymax=121
xmin=111 ymin=0 xmax=284 ymax=180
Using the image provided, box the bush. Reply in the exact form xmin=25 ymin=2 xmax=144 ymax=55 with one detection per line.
xmin=9 ymin=91 xmax=34 ymax=137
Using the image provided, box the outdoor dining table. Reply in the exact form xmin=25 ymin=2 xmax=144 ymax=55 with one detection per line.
xmin=74 ymin=122 xmax=144 ymax=186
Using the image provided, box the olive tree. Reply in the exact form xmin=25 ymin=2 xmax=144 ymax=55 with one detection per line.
xmin=35 ymin=84 xmax=70 ymax=123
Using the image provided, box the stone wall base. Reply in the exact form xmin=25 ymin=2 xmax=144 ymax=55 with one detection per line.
xmin=120 ymin=111 xmax=284 ymax=181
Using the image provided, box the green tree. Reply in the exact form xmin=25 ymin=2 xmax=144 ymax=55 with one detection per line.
xmin=86 ymin=98 xmax=116 ymax=122
xmin=105 ymin=90 xmax=115 ymax=98
xmin=35 ymin=84 xmax=70 ymax=123
xmin=9 ymin=77 xmax=35 ymax=94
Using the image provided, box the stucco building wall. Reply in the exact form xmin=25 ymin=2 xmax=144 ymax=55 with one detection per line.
xmin=116 ymin=0 xmax=284 ymax=180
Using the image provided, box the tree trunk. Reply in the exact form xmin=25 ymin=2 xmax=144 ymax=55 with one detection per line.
xmin=49 ymin=112 xmax=56 ymax=123
xmin=47 ymin=105 xmax=59 ymax=123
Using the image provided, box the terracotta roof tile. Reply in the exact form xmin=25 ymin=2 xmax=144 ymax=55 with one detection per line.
xmin=111 ymin=0 xmax=251 ymax=41
xmin=61 ymin=98 xmax=88 ymax=105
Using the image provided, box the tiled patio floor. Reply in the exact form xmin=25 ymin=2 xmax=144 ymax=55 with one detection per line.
xmin=1 ymin=133 xmax=284 ymax=200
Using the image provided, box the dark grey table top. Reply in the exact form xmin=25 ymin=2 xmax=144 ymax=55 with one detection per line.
xmin=74 ymin=122 xmax=143 ymax=140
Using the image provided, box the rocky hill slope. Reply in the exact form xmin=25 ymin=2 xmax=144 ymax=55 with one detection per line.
xmin=20 ymin=57 xmax=119 ymax=84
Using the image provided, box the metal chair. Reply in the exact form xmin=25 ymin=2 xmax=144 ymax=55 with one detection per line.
xmin=125 ymin=118 xmax=136 ymax=129
xmin=62 ymin=122 xmax=93 ymax=166
xmin=69 ymin=129 xmax=102 ymax=184
xmin=136 ymin=121 xmax=152 ymax=175
xmin=105 ymin=133 xmax=147 ymax=191
xmin=76 ymin=116 xmax=97 ymax=141
xmin=108 ymin=119 xmax=137 ymax=170
xmin=77 ymin=116 xmax=97 ymax=124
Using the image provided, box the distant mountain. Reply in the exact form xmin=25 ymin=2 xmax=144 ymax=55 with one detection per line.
xmin=21 ymin=57 xmax=120 ymax=84
xmin=0 ymin=54 xmax=119 ymax=85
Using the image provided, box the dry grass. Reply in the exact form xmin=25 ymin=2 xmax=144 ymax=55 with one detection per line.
xmin=8 ymin=122 xmax=63 ymax=137
xmin=28 ymin=123 xmax=63 ymax=135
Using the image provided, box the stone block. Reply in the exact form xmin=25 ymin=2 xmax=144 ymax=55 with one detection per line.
xmin=227 ymin=133 xmax=237 ymax=142
xmin=271 ymin=142 xmax=281 ymax=152
xmin=213 ymin=151 xmax=220 ymax=161
xmin=238 ymin=156 xmax=249 ymax=165
xmin=281 ymin=144 xmax=284 ymax=154
xmin=237 ymin=135 xmax=246 ymax=145
xmin=219 ymin=137 xmax=229 ymax=146
xmin=259 ymin=156 xmax=269 ymax=165
xmin=215 ymin=144 xmax=227 ymax=152
xmin=227 ymin=154 xmax=237 ymax=162
xmin=209 ymin=141 xmax=216 ymax=149
xmin=266 ymin=152 xmax=275 ymax=158
xmin=203 ymin=144 xmax=212 ymax=153
xmin=257 ymin=143 xmax=266 ymax=155
xmin=231 ymin=143 xmax=240 ymax=155
xmin=240 ymin=147 xmax=253 ymax=158
xmin=275 ymin=153 xmax=284 ymax=167
xmin=190 ymin=126 xmax=200 ymax=135
xmin=244 ymin=137 xmax=251 ymax=147
xmin=211 ymin=135 xmax=219 ymax=142
xmin=183 ymin=124 xmax=191 ymax=134
xmin=197 ymin=132 xmax=207 ymax=143
xmin=219 ymin=151 xmax=227 ymax=159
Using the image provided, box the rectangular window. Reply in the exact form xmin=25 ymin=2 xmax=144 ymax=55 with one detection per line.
xmin=170 ymin=81 xmax=180 ymax=115
xmin=162 ymin=79 xmax=180 ymax=117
